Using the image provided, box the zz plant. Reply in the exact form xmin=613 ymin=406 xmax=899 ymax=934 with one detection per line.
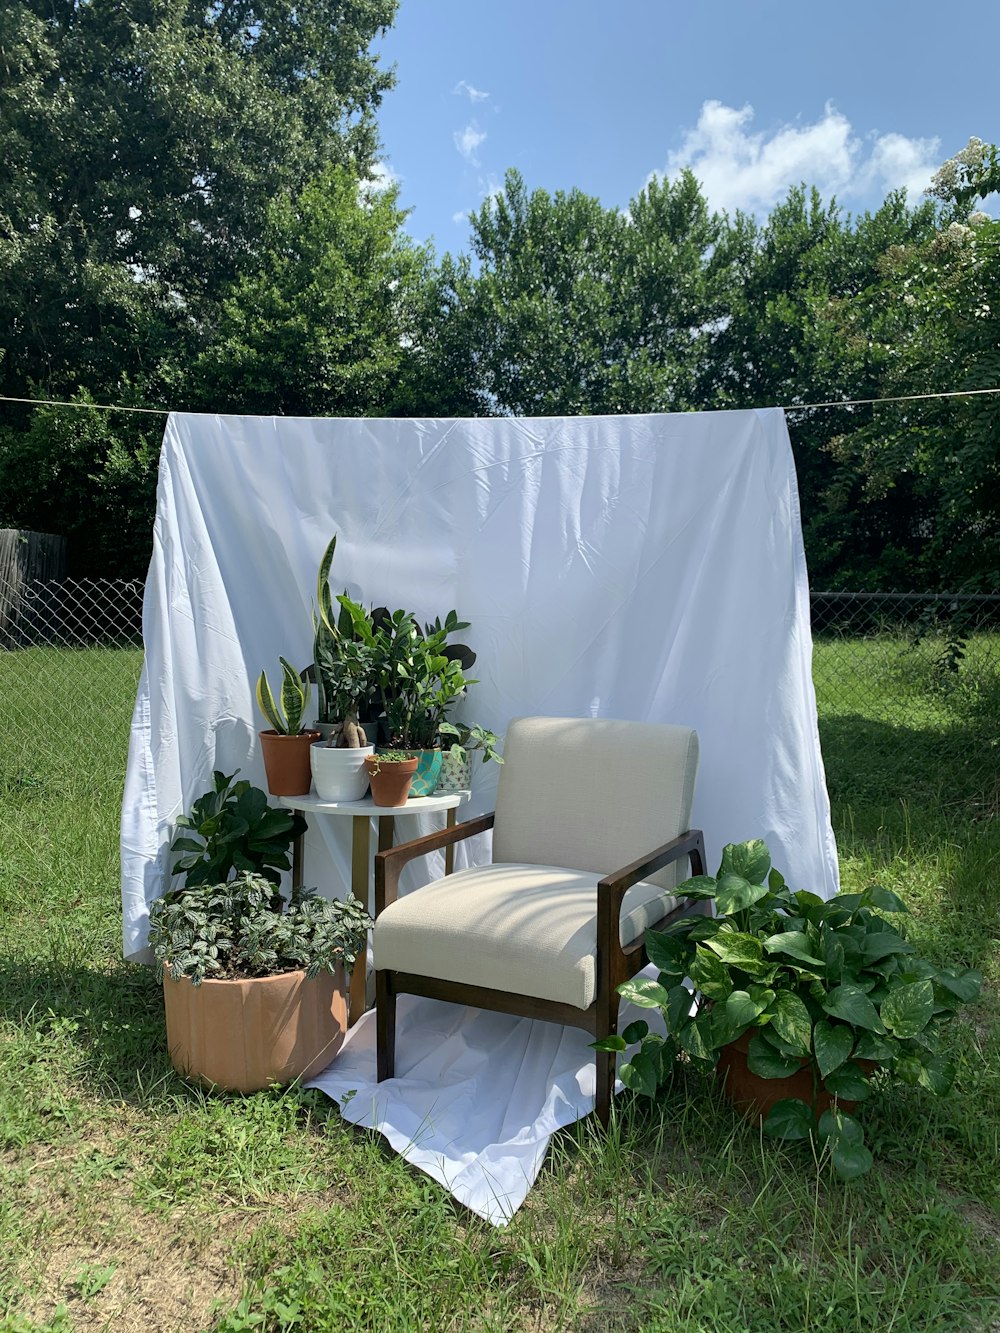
xmin=149 ymin=870 xmax=373 ymax=985
xmin=598 ymin=839 xmax=982 ymax=1179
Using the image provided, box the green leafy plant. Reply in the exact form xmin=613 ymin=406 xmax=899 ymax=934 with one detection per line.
xmin=596 ymin=839 xmax=982 ymax=1180
xmin=438 ymin=721 xmax=504 ymax=766
xmin=366 ymin=750 xmax=417 ymax=769
xmin=337 ymin=598 xmax=478 ymax=749
xmin=311 ymin=534 xmax=382 ymax=736
xmin=256 ymin=657 xmax=311 ymax=735
xmin=169 ymin=770 xmax=306 ymax=888
xmin=148 ymin=870 xmax=373 ymax=985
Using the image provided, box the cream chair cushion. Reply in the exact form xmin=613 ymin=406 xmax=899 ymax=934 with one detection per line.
xmin=373 ymin=862 xmax=680 ymax=1010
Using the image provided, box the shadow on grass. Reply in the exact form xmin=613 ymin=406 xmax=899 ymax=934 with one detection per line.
xmin=0 ymin=952 xmax=177 ymax=1102
xmin=820 ymin=711 xmax=1000 ymax=968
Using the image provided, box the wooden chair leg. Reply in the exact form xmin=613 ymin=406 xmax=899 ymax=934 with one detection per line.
xmin=376 ymin=970 xmax=396 ymax=1082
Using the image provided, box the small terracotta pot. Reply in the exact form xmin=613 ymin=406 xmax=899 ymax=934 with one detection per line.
xmin=717 ymin=1029 xmax=871 ymax=1121
xmin=258 ymin=729 xmax=321 ymax=796
xmin=364 ymin=754 xmax=418 ymax=806
xmin=162 ymin=965 xmax=348 ymax=1093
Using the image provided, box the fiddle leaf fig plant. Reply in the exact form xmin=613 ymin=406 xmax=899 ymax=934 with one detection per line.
xmin=169 ymin=770 xmax=306 ymax=888
xmin=596 ymin=839 xmax=982 ymax=1179
xmin=149 ymin=871 xmax=373 ymax=985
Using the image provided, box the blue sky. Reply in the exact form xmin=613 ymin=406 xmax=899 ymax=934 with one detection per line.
xmin=372 ymin=0 xmax=999 ymax=252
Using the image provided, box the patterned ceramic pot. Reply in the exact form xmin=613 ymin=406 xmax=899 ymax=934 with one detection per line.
xmin=436 ymin=747 xmax=472 ymax=793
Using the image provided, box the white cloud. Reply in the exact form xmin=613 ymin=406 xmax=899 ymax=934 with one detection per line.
xmin=452 ymin=209 xmax=469 ymax=224
xmin=453 ymin=79 xmax=489 ymax=103
xmin=651 ymin=101 xmax=941 ymax=216
xmin=454 ymin=122 xmax=487 ymax=166
xmin=360 ymin=160 xmax=399 ymax=197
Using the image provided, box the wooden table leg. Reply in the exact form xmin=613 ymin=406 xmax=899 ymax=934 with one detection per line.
xmin=444 ymin=806 xmax=457 ymax=876
xmin=377 ymin=815 xmax=395 ymax=854
xmin=349 ymin=815 xmax=370 ymax=1026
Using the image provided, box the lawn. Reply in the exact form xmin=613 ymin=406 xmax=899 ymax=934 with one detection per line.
xmin=1 ymin=638 xmax=998 ymax=1331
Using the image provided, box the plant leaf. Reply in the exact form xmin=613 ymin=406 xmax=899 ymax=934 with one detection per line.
xmin=621 ymin=1020 xmax=649 ymax=1045
xmin=935 ymin=967 xmax=983 ymax=1004
xmin=861 ymin=932 xmax=914 ymax=965
xmin=705 ymin=931 xmax=765 ymax=972
xmin=620 ymin=1051 xmax=659 ymax=1099
xmin=725 ymin=989 xmax=767 ymax=1030
xmin=746 ymin=1035 xmax=802 ymax=1079
xmin=767 ymin=991 xmax=813 ymax=1055
xmin=823 ymin=984 xmax=887 ymax=1033
xmin=763 ymin=930 xmax=826 ymax=969
xmin=812 ymin=1020 xmax=854 ymax=1077
xmin=866 ymin=885 xmax=907 ymax=913
xmin=719 ymin=840 xmax=771 ymax=885
xmin=688 ymin=946 xmax=734 ymax=1000
xmin=592 ymin=1035 xmax=628 ymax=1052
xmin=714 ymin=874 xmax=770 ymax=915
xmin=916 ymin=1054 xmax=956 ymax=1096
xmin=763 ymin=1098 xmax=815 ymax=1141
xmin=823 ymin=1061 xmax=870 ymax=1102
xmin=617 ymin=977 xmax=670 ymax=1010
xmin=880 ymin=979 xmax=934 ymax=1039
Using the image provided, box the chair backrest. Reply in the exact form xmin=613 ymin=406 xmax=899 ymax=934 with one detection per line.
xmin=491 ymin=716 xmax=699 ymax=885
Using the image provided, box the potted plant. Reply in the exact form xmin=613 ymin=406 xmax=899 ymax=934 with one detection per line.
xmin=309 ymin=636 xmax=379 ymax=801
xmin=256 ymin=657 xmax=320 ymax=795
xmin=436 ymin=722 xmax=504 ymax=793
xmin=150 ymin=868 xmax=373 ymax=1093
xmin=168 ymin=769 xmax=306 ymax=887
xmin=310 ymin=534 xmax=382 ymax=744
xmin=338 ymin=600 xmax=478 ymax=797
xmin=597 ymin=839 xmax=982 ymax=1179
xmin=363 ymin=750 xmax=420 ymax=806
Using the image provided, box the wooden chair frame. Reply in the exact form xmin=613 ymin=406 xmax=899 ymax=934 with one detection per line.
xmin=374 ymin=814 xmax=707 ymax=1125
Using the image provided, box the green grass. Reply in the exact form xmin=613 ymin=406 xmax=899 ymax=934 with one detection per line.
xmin=1 ymin=641 xmax=1000 ymax=1331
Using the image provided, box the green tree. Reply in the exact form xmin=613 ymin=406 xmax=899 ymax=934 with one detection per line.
xmin=704 ymin=186 xmax=939 ymax=586
xmin=443 ymin=168 xmax=725 ymax=416
xmin=0 ymin=0 xmax=397 ymax=400
xmin=822 ymin=142 xmax=1000 ymax=588
xmin=183 ymin=167 xmax=423 ymax=417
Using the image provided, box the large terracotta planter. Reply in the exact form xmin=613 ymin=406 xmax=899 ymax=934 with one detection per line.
xmin=717 ymin=1030 xmax=869 ymax=1121
xmin=163 ymin=966 xmax=347 ymax=1093
xmin=258 ymin=729 xmax=321 ymax=796
xmin=364 ymin=754 xmax=418 ymax=806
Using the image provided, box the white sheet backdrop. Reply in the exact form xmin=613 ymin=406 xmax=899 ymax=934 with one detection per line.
xmin=122 ymin=407 xmax=837 ymax=962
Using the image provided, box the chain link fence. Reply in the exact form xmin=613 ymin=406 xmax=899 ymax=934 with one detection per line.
xmin=1 ymin=576 xmax=998 ymax=817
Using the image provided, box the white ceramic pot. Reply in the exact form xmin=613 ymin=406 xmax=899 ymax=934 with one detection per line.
xmin=310 ymin=742 xmax=374 ymax=802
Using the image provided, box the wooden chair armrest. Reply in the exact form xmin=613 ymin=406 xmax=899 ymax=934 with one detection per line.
xmin=597 ymin=829 xmax=706 ymax=904
xmin=374 ymin=811 xmax=496 ymax=916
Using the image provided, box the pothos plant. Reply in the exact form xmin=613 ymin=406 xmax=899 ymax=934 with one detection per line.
xmin=597 ymin=839 xmax=982 ymax=1179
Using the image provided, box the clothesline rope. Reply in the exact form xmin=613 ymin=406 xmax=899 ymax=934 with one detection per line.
xmin=0 ymin=386 xmax=999 ymax=418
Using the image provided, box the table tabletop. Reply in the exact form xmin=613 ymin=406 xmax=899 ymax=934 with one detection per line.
xmin=279 ymin=789 xmax=470 ymax=817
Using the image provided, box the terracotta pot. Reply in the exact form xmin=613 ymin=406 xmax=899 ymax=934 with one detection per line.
xmin=717 ymin=1029 xmax=871 ymax=1121
xmin=163 ymin=965 xmax=347 ymax=1093
xmin=364 ymin=754 xmax=418 ymax=806
xmin=258 ymin=729 xmax=321 ymax=796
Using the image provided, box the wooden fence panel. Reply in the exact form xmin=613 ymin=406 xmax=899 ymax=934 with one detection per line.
xmin=0 ymin=529 xmax=67 ymax=640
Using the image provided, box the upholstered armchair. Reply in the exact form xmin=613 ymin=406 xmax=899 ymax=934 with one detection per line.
xmin=373 ymin=716 xmax=707 ymax=1124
